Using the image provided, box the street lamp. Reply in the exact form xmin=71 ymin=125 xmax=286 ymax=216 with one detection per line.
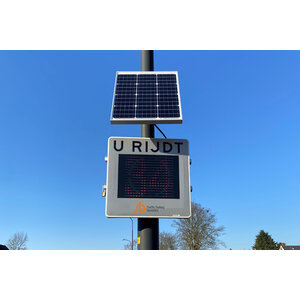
xmin=130 ymin=218 xmax=133 ymax=250
xmin=122 ymin=218 xmax=134 ymax=250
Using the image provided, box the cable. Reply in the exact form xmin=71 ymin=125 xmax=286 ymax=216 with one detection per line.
xmin=154 ymin=124 xmax=167 ymax=138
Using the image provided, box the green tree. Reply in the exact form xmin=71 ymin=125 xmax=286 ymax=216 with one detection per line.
xmin=252 ymin=230 xmax=278 ymax=250
xmin=173 ymin=202 xmax=225 ymax=250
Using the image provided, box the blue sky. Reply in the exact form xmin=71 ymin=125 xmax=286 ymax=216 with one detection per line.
xmin=0 ymin=50 xmax=299 ymax=250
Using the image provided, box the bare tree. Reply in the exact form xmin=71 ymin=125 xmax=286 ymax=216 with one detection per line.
xmin=123 ymin=239 xmax=137 ymax=250
xmin=160 ymin=232 xmax=178 ymax=250
xmin=7 ymin=232 xmax=28 ymax=250
xmin=173 ymin=202 xmax=225 ymax=250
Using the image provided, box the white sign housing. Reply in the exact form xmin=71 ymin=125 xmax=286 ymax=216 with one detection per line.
xmin=105 ymin=137 xmax=191 ymax=218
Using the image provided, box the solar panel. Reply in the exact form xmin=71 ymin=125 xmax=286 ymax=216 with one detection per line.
xmin=110 ymin=71 xmax=182 ymax=124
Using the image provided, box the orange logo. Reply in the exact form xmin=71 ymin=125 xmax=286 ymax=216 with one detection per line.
xmin=133 ymin=202 xmax=145 ymax=213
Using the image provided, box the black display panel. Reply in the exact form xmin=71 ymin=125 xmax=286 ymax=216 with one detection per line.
xmin=118 ymin=154 xmax=179 ymax=199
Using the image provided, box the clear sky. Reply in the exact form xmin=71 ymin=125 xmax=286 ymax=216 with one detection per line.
xmin=0 ymin=50 xmax=299 ymax=250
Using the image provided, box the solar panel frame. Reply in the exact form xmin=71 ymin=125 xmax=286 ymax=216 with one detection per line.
xmin=110 ymin=71 xmax=183 ymax=124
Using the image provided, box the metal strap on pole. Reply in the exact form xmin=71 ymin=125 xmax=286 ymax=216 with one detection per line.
xmin=138 ymin=50 xmax=159 ymax=250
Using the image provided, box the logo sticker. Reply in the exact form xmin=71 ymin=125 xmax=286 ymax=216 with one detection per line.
xmin=133 ymin=202 xmax=145 ymax=213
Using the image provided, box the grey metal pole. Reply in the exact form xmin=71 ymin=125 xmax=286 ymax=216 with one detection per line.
xmin=138 ymin=50 xmax=159 ymax=250
xmin=141 ymin=50 xmax=154 ymax=139
xmin=130 ymin=218 xmax=133 ymax=250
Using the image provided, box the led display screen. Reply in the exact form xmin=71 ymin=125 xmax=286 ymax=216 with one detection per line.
xmin=118 ymin=154 xmax=179 ymax=199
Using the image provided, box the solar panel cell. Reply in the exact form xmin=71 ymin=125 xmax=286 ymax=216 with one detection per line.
xmin=157 ymin=74 xmax=177 ymax=83
xmin=138 ymin=74 xmax=156 ymax=82
xmin=137 ymin=85 xmax=156 ymax=95
xmin=158 ymin=86 xmax=177 ymax=95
